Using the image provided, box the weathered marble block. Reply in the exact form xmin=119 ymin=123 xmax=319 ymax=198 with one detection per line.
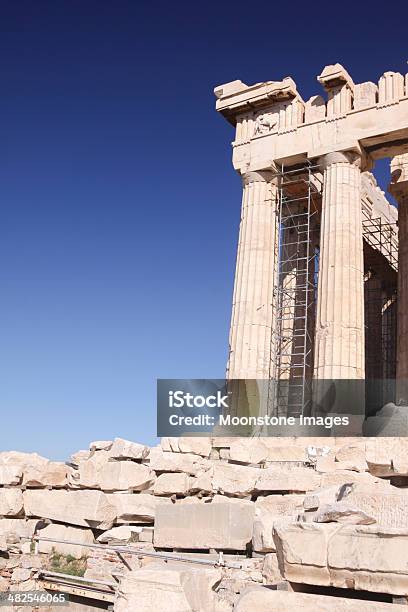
xmin=235 ymin=588 xmax=407 ymax=611
xmin=37 ymin=523 xmax=94 ymax=558
xmin=154 ymin=501 xmax=254 ymax=550
xmin=23 ymin=489 xmax=117 ymax=529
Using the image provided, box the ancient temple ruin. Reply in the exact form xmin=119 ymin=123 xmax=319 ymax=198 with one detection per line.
xmin=215 ymin=64 xmax=408 ymax=418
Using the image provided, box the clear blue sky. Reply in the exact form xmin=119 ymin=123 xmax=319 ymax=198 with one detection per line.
xmin=0 ymin=1 xmax=406 ymax=460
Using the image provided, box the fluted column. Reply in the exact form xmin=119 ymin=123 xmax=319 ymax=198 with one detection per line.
xmin=389 ymin=154 xmax=408 ymax=403
xmin=226 ymin=170 xmax=278 ymax=423
xmin=314 ymin=152 xmax=365 ymax=380
xmin=279 ymin=223 xmax=299 ymax=379
xmin=227 ymin=170 xmax=279 ymax=381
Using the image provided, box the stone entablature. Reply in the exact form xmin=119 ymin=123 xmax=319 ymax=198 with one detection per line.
xmin=215 ymin=64 xmax=408 ymax=169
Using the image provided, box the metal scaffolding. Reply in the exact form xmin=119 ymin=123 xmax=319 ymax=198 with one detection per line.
xmin=265 ymin=167 xmax=398 ymax=419
xmin=272 ymin=164 xmax=322 ymax=418
xmin=362 ymin=215 xmax=398 ymax=411
xmin=362 ymin=213 xmax=398 ymax=272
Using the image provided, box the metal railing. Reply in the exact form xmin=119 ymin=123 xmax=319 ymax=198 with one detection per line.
xmin=29 ymin=535 xmax=243 ymax=569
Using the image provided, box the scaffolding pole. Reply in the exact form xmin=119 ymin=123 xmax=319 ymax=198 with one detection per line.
xmin=271 ymin=163 xmax=322 ymax=418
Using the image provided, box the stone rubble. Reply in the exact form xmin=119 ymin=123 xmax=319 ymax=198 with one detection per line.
xmin=1 ymin=436 xmax=408 ymax=610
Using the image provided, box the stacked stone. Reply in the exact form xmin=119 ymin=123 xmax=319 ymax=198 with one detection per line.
xmin=1 ymin=437 xmax=408 ymax=610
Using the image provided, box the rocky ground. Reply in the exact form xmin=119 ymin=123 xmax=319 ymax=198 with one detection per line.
xmin=1 ymin=436 xmax=408 ymax=610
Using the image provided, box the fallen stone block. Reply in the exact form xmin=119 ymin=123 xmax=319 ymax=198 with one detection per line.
xmin=23 ymin=461 xmax=69 ymax=488
xmin=0 ymin=464 xmax=23 ymax=486
xmin=148 ymin=448 xmax=206 ymax=475
xmin=255 ymin=466 xmax=321 ymax=493
xmin=365 ymin=437 xmax=408 ymax=477
xmin=321 ymin=469 xmax=391 ymax=489
xmin=228 ymin=439 xmax=269 ymax=464
xmin=90 ymin=440 xmax=113 ymax=451
xmin=0 ymin=489 xmax=24 ymax=517
xmin=190 ymin=467 xmax=213 ymax=495
xmin=328 ymin=525 xmax=408 ymax=595
xmin=69 ymin=451 xmax=110 ymax=488
xmin=100 ymin=461 xmax=155 ymax=492
xmin=97 ymin=525 xmax=143 ymax=545
xmin=274 ymin=521 xmax=408 ymax=596
xmin=273 ymin=522 xmax=339 ymax=585
xmin=177 ymin=437 xmax=212 ymax=457
xmin=69 ymin=449 xmax=91 ymax=466
xmin=303 ymin=485 xmax=340 ymax=510
xmin=153 ymin=472 xmax=191 ymax=496
xmin=211 ymin=463 xmax=259 ymax=497
xmin=194 ymin=463 xmax=319 ymax=497
xmin=262 ymin=553 xmax=283 ymax=584
xmin=340 ymin=483 xmax=408 ymax=528
xmin=37 ymin=523 xmax=94 ymax=558
xmin=314 ymin=501 xmax=376 ymax=525
xmin=234 ymin=587 xmax=407 ymax=611
xmin=24 ymin=489 xmax=117 ymax=529
xmin=108 ymin=492 xmax=170 ymax=523
xmin=154 ymin=501 xmax=254 ymax=550
xmin=114 ymin=562 xmax=221 ymax=612
xmin=253 ymin=495 xmax=304 ymax=553
xmin=0 ymin=451 xmax=48 ymax=469
xmin=109 ymin=438 xmax=149 ymax=461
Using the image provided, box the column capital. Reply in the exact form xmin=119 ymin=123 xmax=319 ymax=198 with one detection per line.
xmin=241 ymin=169 xmax=278 ymax=186
xmin=317 ymin=150 xmax=362 ymax=171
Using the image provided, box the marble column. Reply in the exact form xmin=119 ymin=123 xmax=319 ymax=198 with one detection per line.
xmin=314 ymin=152 xmax=365 ymax=381
xmin=278 ymin=222 xmax=299 ymax=380
xmin=227 ymin=170 xmax=279 ymax=419
xmin=389 ymin=154 xmax=408 ymax=403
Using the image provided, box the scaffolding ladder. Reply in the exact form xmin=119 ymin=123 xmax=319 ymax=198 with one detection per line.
xmin=272 ymin=164 xmax=321 ymax=418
